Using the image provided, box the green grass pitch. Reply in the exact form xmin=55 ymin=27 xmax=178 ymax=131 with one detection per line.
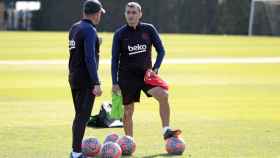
xmin=0 ymin=31 xmax=280 ymax=158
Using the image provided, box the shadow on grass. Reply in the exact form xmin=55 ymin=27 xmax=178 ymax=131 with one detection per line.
xmin=142 ymin=153 xmax=186 ymax=158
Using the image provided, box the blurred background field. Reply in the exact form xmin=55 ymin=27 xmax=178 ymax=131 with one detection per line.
xmin=1 ymin=0 xmax=280 ymax=157
xmin=0 ymin=32 xmax=280 ymax=157
xmin=1 ymin=31 xmax=280 ymax=60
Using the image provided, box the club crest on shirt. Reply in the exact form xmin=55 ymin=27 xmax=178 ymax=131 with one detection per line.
xmin=69 ymin=39 xmax=76 ymax=50
xmin=142 ymin=32 xmax=150 ymax=40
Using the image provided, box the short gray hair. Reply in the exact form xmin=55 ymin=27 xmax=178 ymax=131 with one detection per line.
xmin=126 ymin=2 xmax=142 ymax=12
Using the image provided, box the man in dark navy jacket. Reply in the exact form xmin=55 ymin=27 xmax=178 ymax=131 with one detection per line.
xmin=111 ymin=2 xmax=181 ymax=141
xmin=68 ymin=0 xmax=105 ymax=157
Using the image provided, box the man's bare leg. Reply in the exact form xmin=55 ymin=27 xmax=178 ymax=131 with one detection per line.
xmin=123 ymin=103 xmax=134 ymax=136
xmin=148 ymin=87 xmax=181 ymax=139
xmin=148 ymin=87 xmax=170 ymax=127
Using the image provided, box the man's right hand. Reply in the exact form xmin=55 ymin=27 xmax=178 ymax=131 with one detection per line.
xmin=112 ymin=84 xmax=121 ymax=94
xmin=92 ymin=85 xmax=102 ymax=97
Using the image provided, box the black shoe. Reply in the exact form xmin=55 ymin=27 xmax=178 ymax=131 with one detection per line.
xmin=70 ymin=153 xmax=87 ymax=158
xmin=164 ymin=129 xmax=182 ymax=140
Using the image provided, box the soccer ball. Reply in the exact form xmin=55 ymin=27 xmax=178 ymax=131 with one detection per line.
xmin=117 ymin=135 xmax=136 ymax=155
xmin=81 ymin=137 xmax=101 ymax=157
xmin=104 ymin=133 xmax=120 ymax=143
xmin=165 ymin=137 xmax=186 ymax=155
xmin=100 ymin=142 xmax=122 ymax=158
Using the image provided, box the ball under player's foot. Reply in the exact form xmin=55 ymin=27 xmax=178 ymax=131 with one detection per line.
xmin=163 ymin=129 xmax=182 ymax=140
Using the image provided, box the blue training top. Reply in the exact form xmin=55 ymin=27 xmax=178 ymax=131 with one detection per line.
xmin=68 ymin=19 xmax=100 ymax=89
xmin=111 ymin=22 xmax=165 ymax=84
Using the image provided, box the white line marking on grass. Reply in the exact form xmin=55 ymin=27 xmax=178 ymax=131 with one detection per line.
xmin=0 ymin=60 xmax=67 ymax=65
xmin=1 ymin=57 xmax=280 ymax=65
xmin=164 ymin=57 xmax=280 ymax=64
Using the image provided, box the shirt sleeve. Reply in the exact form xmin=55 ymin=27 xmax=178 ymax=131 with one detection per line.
xmin=111 ymin=31 xmax=121 ymax=85
xmin=83 ymin=27 xmax=100 ymax=85
xmin=150 ymin=25 xmax=165 ymax=70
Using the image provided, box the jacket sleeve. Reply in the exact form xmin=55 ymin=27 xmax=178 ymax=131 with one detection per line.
xmin=83 ymin=27 xmax=100 ymax=86
xmin=111 ymin=31 xmax=121 ymax=84
xmin=150 ymin=25 xmax=165 ymax=71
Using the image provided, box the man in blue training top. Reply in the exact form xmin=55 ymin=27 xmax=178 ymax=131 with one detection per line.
xmin=111 ymin=2 xmax=181 ymax=140
xmin=68 ymin=0 xmax=105 ymax=157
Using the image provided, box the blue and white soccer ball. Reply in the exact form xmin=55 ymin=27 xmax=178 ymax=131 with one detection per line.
xmin=117 ymin=135 xmax=136 ymax=155
xmin=100 ymin=142 xmax=122 ymax=158
xmin=81 ymin=137 xmax=101 ymax=157
xmin=104 ymin=133 xmax=120 ymax=143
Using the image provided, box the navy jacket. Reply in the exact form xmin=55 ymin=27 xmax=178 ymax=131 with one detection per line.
xmin=68 ymin=19 xmax=100 ymax=89
xmin=111 ymin=22 xmax=165 ymax=84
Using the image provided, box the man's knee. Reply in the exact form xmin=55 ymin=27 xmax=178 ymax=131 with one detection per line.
xmin=160 ymin=89 xmax=168 ymax=100
xmin=75 ymin=116 xmax=87 ymax=124
xmin=151 ymin=87 xmax=169 ymax=102
xmin=75 ymin=111 xmax=91 ymax=123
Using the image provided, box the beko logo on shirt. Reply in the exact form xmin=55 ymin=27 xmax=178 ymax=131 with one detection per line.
xmin=128 ymin=44 xmax=147 ymax=55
